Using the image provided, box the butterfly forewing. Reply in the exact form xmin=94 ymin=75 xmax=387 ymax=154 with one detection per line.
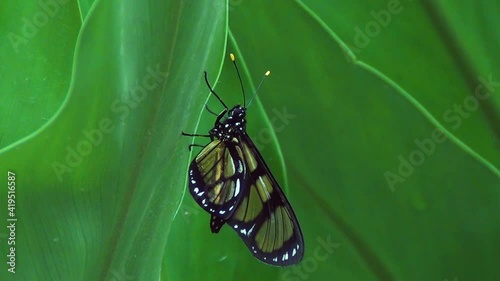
xmin=189 ymin=139 xmax=246 ymax=219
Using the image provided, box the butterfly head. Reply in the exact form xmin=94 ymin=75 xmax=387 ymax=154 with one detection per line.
xmin=211 ymin=105 xmax=247 ymax=141
xmin=228 ymin=104 xmax=246 ymax=120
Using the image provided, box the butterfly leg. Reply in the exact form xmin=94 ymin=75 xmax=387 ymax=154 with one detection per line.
xmin=204 ymin=104 xmax=218 ymax=116
xmin=187 ymin=144 xmax=205 ymax=151
xmin=181 ymin=132 xmax=211 ymax=151
xmin=181 ymin=131 xmax=210 ymax=138
xmin=215 ymin=108 xmax=228 ymax=124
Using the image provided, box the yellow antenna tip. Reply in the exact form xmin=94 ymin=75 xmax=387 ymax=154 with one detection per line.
xmin=230 ymin=53 xmax=235 ymax=61
xmin=265 ymin=70 xmax=271 ymax=76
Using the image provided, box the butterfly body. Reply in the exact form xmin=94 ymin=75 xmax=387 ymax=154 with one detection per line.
xmin=184 ymin=54 xmax=304 ymax=266
xmin=209 ymin=105 xmax=247 ymax=141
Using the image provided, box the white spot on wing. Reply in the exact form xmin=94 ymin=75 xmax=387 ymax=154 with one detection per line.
xmin=234 ymin=179 xmax=240 ymax=196
xmin=252 ymin=246 xmax=257 ymax=254
xmin=247 ymin=224 xmax=255 ymax=236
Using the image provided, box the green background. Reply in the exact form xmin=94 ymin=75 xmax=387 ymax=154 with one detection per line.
xmin=0 ymin=0 xmax=499 ymax=280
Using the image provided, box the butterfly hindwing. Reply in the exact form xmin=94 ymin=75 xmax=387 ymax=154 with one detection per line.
xmin=188 ymin=139 xmax=246 ymax=219
xmin=223 ymin=133 xmax=304 ymax=266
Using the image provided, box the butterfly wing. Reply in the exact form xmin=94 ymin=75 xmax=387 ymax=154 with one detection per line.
xmin=212 ymin=133 xmax=304 ymax=266
xmin=188 ymin=139 xmax=246 ymax=219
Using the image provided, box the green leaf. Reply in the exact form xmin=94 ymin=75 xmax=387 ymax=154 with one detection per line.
xmin=2 ymin=0 xmax=499 ymax=281
xmin=0 ymin=0 xmax=225 ymax=280
xmin=166 ymin=1 xmax=499 ymax=281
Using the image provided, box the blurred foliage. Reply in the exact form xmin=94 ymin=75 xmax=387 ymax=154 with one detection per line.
xmin=0 ymin=0 xmax=499 ymax=281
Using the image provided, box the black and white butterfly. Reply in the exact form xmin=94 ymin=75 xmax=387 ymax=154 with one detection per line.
xmin=182 ymin=54 xmax=304 ymax=266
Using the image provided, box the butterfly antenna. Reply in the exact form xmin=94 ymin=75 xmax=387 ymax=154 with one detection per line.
xmin=230 ymin=53 xmax=247 ymax=107
xmin=247 ymin=70 xmax=271 ymax=108
xmin=204 ymin=71 xmax=227 ymax=109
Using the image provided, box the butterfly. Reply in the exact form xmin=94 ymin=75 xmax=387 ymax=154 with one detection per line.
xmin=182 ymin=53 xmax=304 ymax=266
